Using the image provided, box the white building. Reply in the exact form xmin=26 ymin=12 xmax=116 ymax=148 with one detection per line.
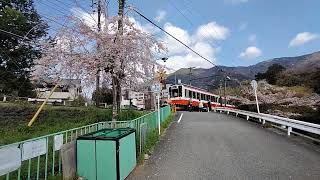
xmin=28 ymin=79 xmax=81 ymax=104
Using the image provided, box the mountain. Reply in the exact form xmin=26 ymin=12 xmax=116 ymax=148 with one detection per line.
xmin=166 ymin=51 xmax=320 ymax=90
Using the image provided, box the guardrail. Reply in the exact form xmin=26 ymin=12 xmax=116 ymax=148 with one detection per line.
xmin=0 ymin=106 xmax=171 ymax=180
xmin=214 ymin=108 xmax=320 ymax=137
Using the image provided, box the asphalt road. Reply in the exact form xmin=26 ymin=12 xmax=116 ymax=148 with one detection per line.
xmin=128 ymin=111 xmax=320 ymax=180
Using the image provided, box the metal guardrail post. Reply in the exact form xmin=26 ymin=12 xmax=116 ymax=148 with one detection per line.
xmin=287 ymin=127 xmax=292 ymax=136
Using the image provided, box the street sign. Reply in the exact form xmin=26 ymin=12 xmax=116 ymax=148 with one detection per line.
xmin=151 ymin=84 xmax=161 ymax=92
xmin=0 ymin=145 xmax=21 ymax=176
xmin=22 ymin=138 xmax=47 ymax=160
xmin=250 ymin=80 xmax=260 ymax=114
xmin=251 ymin=80 xmax=258 ymax=90
xmin=54 ymin=134 xmax=64 ymax=151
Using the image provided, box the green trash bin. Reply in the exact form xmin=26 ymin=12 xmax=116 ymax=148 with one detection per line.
xmin=77 ymin=128 xmax=137 ymax=180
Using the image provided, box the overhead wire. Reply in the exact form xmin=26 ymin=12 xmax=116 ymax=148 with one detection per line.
xmin=130 ymin=7 xmax=215 ymax=67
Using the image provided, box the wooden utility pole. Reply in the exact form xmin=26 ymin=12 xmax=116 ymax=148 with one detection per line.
xmin=112 ymin=0 xmax=125 ymax=121
xmin=224 ymin=78 xmax=227 ymax=107
xmin=94 ymin=0 xmax=102 ymax=107
xmin=188 ymin=67 xmax=193 ymax=85
xmin=117 ymin=0 xmax=125 ymax=114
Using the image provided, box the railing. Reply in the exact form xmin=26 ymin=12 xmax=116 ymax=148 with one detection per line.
xmin=214 ymin=108 xmax=320 ymax=136
xmin=0 ymin=106 xmax=171 ymax=180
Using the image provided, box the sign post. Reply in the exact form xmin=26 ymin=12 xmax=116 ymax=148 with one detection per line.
xmin=151 ymin=83 xmax=161 ymax=135
xmin=0 ymin=146 xmax=21 ymax=176
xmin=251 ymin=80 xmax=260 ymax=114
xmin=157 ymin=94 xmax=161 ymax=135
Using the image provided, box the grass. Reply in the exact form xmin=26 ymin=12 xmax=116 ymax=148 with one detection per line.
xmin=262 ymin=122 xmax=273 ymax=129
xmin=0 ymin=102 xmax=146 ymax=180
xmin=0 ymin=102 xmax=144 ymax=146
xmin=287 ymin=86 xmax=313 ymax=98
xmin=137 ymin=114 xmax=174 ymax=164
xmin=0 ymin=103 xmax=172 ymax=180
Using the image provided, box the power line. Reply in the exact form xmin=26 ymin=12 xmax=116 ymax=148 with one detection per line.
xmin=191 ymin=74 xmax=223 ymax=81
xmin=167 ymin=0 xmax=222 ymax=50
xmin=130 ymin=7 xmax=215 ymax=66
xmin=0 ymin=29 xmax=33 ymax=41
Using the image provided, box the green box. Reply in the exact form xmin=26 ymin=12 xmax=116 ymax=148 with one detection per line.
xmin=77 ymin=128 xmax=137 ymax=180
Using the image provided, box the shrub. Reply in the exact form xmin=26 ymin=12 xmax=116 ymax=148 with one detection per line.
xmin=288 ymin=86 xmax=313 ymax=98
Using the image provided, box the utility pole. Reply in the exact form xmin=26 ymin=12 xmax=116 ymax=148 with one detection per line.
xmin=219 ymin=83 xmax=222 ymax=106
xmin=93 ymin=0 xmax=102 ymax=107
xmin=223 ymin=76 xmax=230 ymax=107
xmin=188 ymin=67 xmax=195 ymax=85
xmin=114 ymin=0 xmax=125 ymax=117
xmin=224 ymin=78 xmax=226 ymax=107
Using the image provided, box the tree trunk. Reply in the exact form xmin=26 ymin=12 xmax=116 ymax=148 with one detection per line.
xmin=111 ymin=0 xmax=125 ymax=121
xmin=116 ymin=79 xmax=121 ymax=115
xmin=112 ymin=75 xmax=118 ymax=121
xmin=115 ymin=0 xmax=125 ymax=117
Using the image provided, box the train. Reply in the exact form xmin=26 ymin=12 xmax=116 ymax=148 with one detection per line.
xmin=164 ymin=84 xmax=235 ymax=111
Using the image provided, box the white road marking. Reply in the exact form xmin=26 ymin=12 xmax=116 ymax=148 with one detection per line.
xmin=178 ymin=113 xmax=183 ymax=123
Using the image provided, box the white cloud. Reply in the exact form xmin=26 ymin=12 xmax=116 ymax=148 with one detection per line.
xmin=128 ymin=17 xmax=159 ymax=34
xmin=195 ymin=22 xmax=229 ymax=41
xmin=239 ymin=46 xmax=262 ymax=60
xmin=225 ymin=0 xmax=249 ymax=4
xmin=158 ymin=22 xmax=228 ymax=71
xmin=162 ymin=23 xmax=192 ymax=55
xmin=71 ymin=7 xmax=100 ymax=28
xmin=155 ymin=10 xmax=167 ymax=23
xmin=248 ymin=34 xmax=256 ymax=44
xmin=289 ymin=32 xmax=319 ymax=47
xmin=158 ymin=42 xmax=217 ymax=72
xmin=239 ymin=22 xmax=247 ymax=31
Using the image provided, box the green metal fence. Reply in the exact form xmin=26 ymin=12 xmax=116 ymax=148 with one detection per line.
xmin=0 ymin=106 xmax=172 ymax=180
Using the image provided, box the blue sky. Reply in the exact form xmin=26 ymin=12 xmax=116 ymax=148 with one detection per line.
xmin=35 ymin=0 xmax=320 ymax=69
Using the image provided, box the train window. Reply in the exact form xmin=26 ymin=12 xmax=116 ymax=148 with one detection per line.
xmin=197 ymin=93 xmax=200 ymax=99
xmin=193 ymin=91 xmax=195 ymax=98
xmin=170 ymin=87 xmax=179 ymax=97
xmin=178 ymin=86 xmax=182 ymax=97
xmin=189 ymin=90 xmax=192 ymax=98
xmin=185 ymin=89 xmax=188 ymax=98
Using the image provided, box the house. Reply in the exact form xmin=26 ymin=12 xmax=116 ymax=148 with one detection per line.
xmin=121 ymin=90 xmax=145 ymax=110
xmin=28 ymin=78 xmax=81 ymax=104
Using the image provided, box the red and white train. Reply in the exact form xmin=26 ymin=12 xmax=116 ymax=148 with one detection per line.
xmin=164 ymin=84 xmax=235 ymax=110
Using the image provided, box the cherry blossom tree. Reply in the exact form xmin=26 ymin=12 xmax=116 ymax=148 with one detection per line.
xmin=34 ymin=15 xmax=166 ymax=120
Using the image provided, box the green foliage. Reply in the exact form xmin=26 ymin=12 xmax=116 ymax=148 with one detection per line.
xmin=92 ymin=87 xmax=113 ymax=104
xmin=70 ymin=95 xmax=87 ymax=106
xmin=0 ymin=0 xmax=48 ymax=97
xmin=288 ymin=86 xmax=313 ymax=98
xmin=255 ymin=64 xmax=285 ymax=84
xmin=275 ymin=68 xmax=320 ymax=94
xmin=0 ymin=103 xmax=143 ymax=145
xmin=138 ymin=115 xmax=173 ymax=164
xmin=262 ymin=122 xmax=273 ymax=129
